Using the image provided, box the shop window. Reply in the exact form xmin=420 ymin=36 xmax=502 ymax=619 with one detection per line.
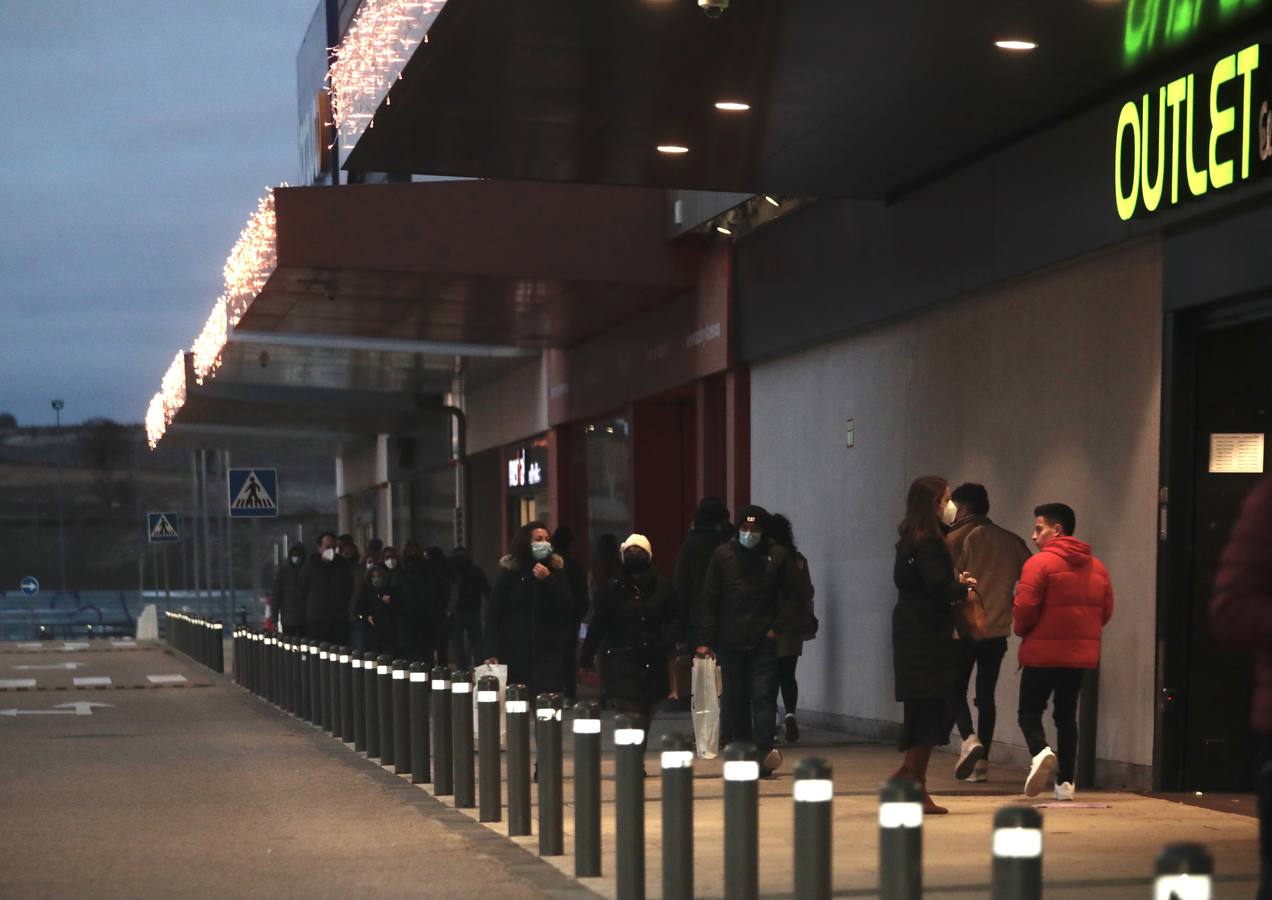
xmin=585 ymin=418 xmax=631 ymax=543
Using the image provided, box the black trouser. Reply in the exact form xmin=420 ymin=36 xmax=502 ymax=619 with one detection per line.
xmin=953 ymin=637 xmax=1008 ymax=756
xmin=448 ymin=609 xmax=482 ymax=669
xmin=777 ymin=655 xmax=799 ymax=716
xmin=1017 ymin=666 xmax=1084 ymax=784
xmin=719 ymin=638 xmax=780 ymax=762
xmin=561 ymin=622 xmax=581 ymax=701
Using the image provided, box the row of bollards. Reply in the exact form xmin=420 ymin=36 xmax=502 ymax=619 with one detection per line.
xmin=229 ymin=627 xmax=1217 ymax=899
xmin=164 ymin=611 xmax=223 ymax=673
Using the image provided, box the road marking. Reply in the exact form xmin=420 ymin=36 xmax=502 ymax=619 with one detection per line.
xmin=16 ymin=642 xmax=41 ymax=651
xmin=111 ymin=640 xmax=138 ymax=649
xmin=73 ymin=676 xmax=112 ymax=687
xmin=146 ymin=674 xmax=187 ymax=684
xmin=62 ymin=642 xmax=89 ymax=651
xmin=0 ymin=679 xmax=36 ymax=689
xmin=12 ymin=662 xmax=85 ymax=671
xmin=0 ymin=701 xmax=113 ymax=717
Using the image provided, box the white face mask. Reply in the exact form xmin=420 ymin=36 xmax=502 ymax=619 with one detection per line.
xmin=941 ymin=500 xmax=958 ymax=526
xmin=321 ymin=548 xmax=336 ymax=562
xmin=384 ymin=558 xmax=396 ymax=570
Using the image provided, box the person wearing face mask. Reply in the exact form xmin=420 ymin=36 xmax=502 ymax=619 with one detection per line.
xmin=1013 ymin=503 xmax=1113 ymax=801
xmin=891 ymin=476 xmax=978 ymax=815
xmin=271 ymin=542 xmax=307 ymax=636
xmin=944 ymin=483 xmax=1032 ymax=785
xmin=299 ymin=531 xmax=354 ymax=642
xmin=580 ymin=535 xmax=679 ymax=752
xmin=356 ymin=562 xmax=399 ymax=654
xmin=694 ymin=504 xmax=803 ymax=777
xmin=347 ymin=542 xmax=377 ymax=650
xmin=483 ymin=521 xmax=573 ymax=696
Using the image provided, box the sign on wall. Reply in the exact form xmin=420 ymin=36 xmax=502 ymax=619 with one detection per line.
xmin=506 ymin=444 xmax=547 ymax=493
xmin=1209 ymin=432 xmax=1265 ymax=473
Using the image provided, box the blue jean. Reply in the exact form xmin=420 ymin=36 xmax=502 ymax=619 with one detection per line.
xmin=719 ymin=638 xmax=780 ymax=762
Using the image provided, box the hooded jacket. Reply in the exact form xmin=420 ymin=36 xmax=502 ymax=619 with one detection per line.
xmin=272 ymin=553 xmax=307 ymax=633
xmin=484 ymin=552 xmax=573 ymax=694
xmin=1013 ymin=536 xmax=1114 ymax=669
xmin=1210 ymin=476 xmax=1272 ymax=732
xmin=945 ymin=514 xmax=1032 ymax=639
xmin=299 ymin=553 xmax=355 ymax=628
xmin=580 ymin=567 xmax=678 ymax=705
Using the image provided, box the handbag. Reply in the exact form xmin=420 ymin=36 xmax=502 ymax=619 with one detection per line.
xmin=954 ymin=587 xmax=988 ymax=640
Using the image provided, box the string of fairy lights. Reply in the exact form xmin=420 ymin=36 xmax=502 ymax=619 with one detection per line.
xmin=146 ymin=1 xmax=445 ymax=447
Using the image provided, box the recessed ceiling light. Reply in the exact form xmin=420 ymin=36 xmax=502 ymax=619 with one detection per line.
xmin=716 ymin=224 xmax=733 ymax=235
xmin=715 ymin=101 xmax=750 ymax=112
xmin=657 ymin=144 xmax=690 ymax=154
xmin=763 ymin=195 xmax=780 ymax=207
xmin=994 ymin=39 xmax=1038 ymax=51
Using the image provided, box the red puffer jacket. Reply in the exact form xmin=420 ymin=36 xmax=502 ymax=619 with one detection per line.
xmin=1013 ymin=537 xmax=1114 ymax=668
xmin=1210 ymin=477 xmax=1272 ymax=733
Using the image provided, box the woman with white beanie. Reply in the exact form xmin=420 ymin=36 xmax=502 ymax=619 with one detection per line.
xmin=580 ymin=533 xmax=680 ymax=753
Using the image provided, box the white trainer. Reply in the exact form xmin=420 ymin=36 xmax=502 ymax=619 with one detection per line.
xmin=966 ymin=759 xmax=989 ymax=783
xmin=955 ymin=734 xmax=986 ymax=780
xmin=1024 ymin=747 xmax=1057 ymax=797
xmin=1054 ymin=781 xmax=1075 ymax=801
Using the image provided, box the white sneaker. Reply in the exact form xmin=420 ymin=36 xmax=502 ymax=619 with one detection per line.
xmin=1024 ymin=747 xmax=1057 ymax=797
xmin=1054 ymin=781 xmax=1075 ymax=801
xmin=966 ymin=759 xmax=989 ymax=783
xmin=955 ymin=734 xmax=986 ymax=780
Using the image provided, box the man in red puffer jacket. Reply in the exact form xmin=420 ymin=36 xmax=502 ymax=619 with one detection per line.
xmin=1013 ymin=503 xmax=1114 ymax=800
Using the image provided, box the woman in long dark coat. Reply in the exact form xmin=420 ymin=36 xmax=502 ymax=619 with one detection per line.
xmin=891 ymin=475 xmax=977 ymax=815
xmin=580 ymin=534 xmax=678 ymax=751
xmin=483 ymin=520 xmax=574 ymax=696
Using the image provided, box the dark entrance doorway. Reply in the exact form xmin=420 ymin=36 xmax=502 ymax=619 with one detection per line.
xmin=1161 ymin=301 xmax=1272 ymax=791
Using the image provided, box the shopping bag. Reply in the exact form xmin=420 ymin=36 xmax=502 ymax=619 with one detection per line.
xmin=691 ymin=656 xmax=722 ymax=759
xmin=472 ymin=663 xmax=508 ymax=745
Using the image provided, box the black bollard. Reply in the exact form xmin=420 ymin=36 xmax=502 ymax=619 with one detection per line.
xmin=318 ymin=643 xmax=331 ymax=731
xmin=309 ymin=641 xmax=322 ymax=726
xmin=232 ymin=628 xmax=240 ymax=685
xmin=290 ymin=639 xmax=303 ymax=717
xmin=352 ymin=650 xmax=367 ymax=751
xmin=431 ymin=665 xmax=453 ymax=794
xmin=451 ymin=669 xmax=476 ymax=807
xmin=572 ymin=700 xmax=602 ymax=877
xmin=377 ymin=654 xmax=394 ymax=766
xmin=245 ymin=631 xmax=256 ymax=694
xmin=365 ymin=650 xmax=381 ymax=759
xmin=338 ymin=647 xmax=354 ymax=742
xmin=991 ymin=806 xmax=1042 ymax=900
xmin=615 ymin=713 xmax=646 ymax=897
xmin=506 ymin=683 xmax=531 ymax=836
xmin=409 ymin=662 xmax=431 ymax=784
xmin=536 ymin=693 xmax=564 ymax=856
xmin=477 ymin=675 xmax=502 ymax=822
xmin=328 ymin=645 xmax=342 ymax=735
xmin=270 ymin=635 xmax=282 ymax=704
xmin=1154 ymin=843 xmax=1213 ymax=900
xmin=794 ymin=757 xmax=834 ymax=900
xmin=661 ymin=733 xmax=695 ymax=900
xmin=393 ymin=659 xmax=411 ymax=776
xmin=879 ymin=777 xmax=924 ymax=900
xmin=723 ymin=741 xmax=760 ymax=900
xmin=261 ymin=635 xmax=272 ymax=702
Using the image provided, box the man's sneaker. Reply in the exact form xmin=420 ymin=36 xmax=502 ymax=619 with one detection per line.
xmin=1054 ymin=781 xmax=1075 ymax=801
xmin=1023 ymin=747 xmax=1057 ymax=797
xmin=966 ymin=759 xmax=989 ymax=783
xmin=784 ymin=713 xmax=800 ymax=743
xmin=955 ymin=734 xmax=987 ymax=780
xmin=763 ymin=748 xmax=783 ymax=774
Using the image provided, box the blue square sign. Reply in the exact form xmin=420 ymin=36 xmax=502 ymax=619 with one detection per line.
xmin=147 ymin=512 xmax=180 ymax=543
xmin=227 ymin=468 xmax=278 ymax=518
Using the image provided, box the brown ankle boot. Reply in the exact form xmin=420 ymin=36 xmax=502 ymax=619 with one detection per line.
xmin=919 ymin=784 xmax=948 ymax=815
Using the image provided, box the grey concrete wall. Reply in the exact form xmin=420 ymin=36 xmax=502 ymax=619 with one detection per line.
xmin=750 ymin=240 xmax=1162 ymax=783
xmin=467 ymin=355 xmax=549 ymax=455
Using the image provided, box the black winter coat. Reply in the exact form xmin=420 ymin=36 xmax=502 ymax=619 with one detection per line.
xmin=673 ymin=525 xmax=732 ymax=641
xmin=580 ymin=569 xmax=678 ymax=706
xmin=892 ymin=538 xmax=968 ymax=701
xmin=272 ymin=561 xmax=306 ymax=632
xmin=695 ymin=538 xmax=801 ymax=652
xmin=299 ymin=555 xmax=354 ymax=628
xmin=397 ymin=558 xmax=446 ymax=656
xmin=484 ymin=554 xmax=573 ymax=695
xmin=356 ymin=579 xmax=399 ymax=652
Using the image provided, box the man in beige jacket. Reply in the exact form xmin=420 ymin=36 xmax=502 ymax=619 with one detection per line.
xmin=945 ymin=483 xmax=1032 ymax=782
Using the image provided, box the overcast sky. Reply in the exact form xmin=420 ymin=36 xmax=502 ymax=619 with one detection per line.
xmin=0 ymin=0 xmax=318 ymax=427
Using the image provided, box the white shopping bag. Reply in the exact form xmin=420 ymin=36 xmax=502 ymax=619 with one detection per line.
xmin=472 ymin=663 xmax=508 ymax=745
xmin=691 ymin=656 xmax=723 ymax=760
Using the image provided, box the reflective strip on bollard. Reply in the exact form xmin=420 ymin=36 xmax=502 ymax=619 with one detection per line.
xmin=477 ymin=690 xmax=498 ymax=703
xmin=614 ymin=727 xmax=645 ymax=745
xmin=661 ymin=750 xmax=694 ymax=768
xmin=507 ymin=700 xmax=529 ymax=713
xmin=410 ymin=671 xmax=428 ymax=682
xmin=879 ymin=801 xmax=923 ymax=828
xmin=340 ymin=654 xmax=349 ymax=663
xmin=993 ymin=827 xmax=1042 ymax=858
xmin=377 ymin=665 xmax=389 ymax=675
xmin=536 ymin=707 xmax=561 ymax=721
xmin=393 ymin=670 xmax=406 ymax=680
xmin=432 ymin=679 xmax=447 ymax=689
xmin=573 ymin=718 xmax=601 ymax=734
xmin=452 ymin=681 xmax=471 ymax=693
xmin=793 ymin=778 xmax=834 ymax=803
xmin=1153 ymin=875 xmax=1211 ymax=900
xmin=723 ymin=759 xmax=760 ymax=781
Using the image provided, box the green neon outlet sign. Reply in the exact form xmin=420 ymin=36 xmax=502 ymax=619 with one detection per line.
xmin=1114 ymin=43 xmax=1264 ymax=220
xmin=1124 ymin=0 xmax=1263 ymax=67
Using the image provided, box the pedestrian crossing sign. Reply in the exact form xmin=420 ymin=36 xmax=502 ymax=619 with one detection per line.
xmin=147 ymin=512 xmax=180 ymax=543
xmin=227 ymin=468 xmax=278 ymax=518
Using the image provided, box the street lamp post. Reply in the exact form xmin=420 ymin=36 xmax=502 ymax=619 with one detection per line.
xmin=51 ymin=399 xmax=67 ymax=595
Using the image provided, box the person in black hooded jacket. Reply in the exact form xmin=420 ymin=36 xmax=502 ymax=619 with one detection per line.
xmin=694 ymin=504 xmax=801 ymax=775
xmin=673 ymin=497 xmax=733 ymax=644
xmin=272 ymin=542 xmax=307 ymax=636
xmin=483 ymin=520 xmax=574 ymax=696
xmin=580 ymin=534 xmax=678 ymax=748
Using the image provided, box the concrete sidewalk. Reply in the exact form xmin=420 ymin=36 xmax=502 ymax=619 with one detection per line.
xmin=412 ymin=710 xmax=1259 ymax=898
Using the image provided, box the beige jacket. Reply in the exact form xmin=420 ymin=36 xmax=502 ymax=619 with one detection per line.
xmin=945 ymin=515 xmax=1032 ymax=639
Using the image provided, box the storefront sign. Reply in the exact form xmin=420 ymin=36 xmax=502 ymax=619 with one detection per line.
xmin=507 ymin=444 xmax=547 ymax=491
xmin=1208 ymin=432 xmax=1265 ymax=473
xmin=1114 ymin=43 xmax=1263 ymax=220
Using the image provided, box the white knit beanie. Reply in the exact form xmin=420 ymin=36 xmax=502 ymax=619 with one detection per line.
xmin=620 ymin=533 xmax=653 ymax=560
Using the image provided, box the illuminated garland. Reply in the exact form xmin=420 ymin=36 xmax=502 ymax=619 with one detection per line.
xmin=329 ymin=0 xmax=444 ymax=144
xmin=145 ymin=351 xmax=187 ymax=449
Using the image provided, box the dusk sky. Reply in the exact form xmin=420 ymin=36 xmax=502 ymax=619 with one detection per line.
xmin=1 ymin=0 xmax=317 ymax=427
